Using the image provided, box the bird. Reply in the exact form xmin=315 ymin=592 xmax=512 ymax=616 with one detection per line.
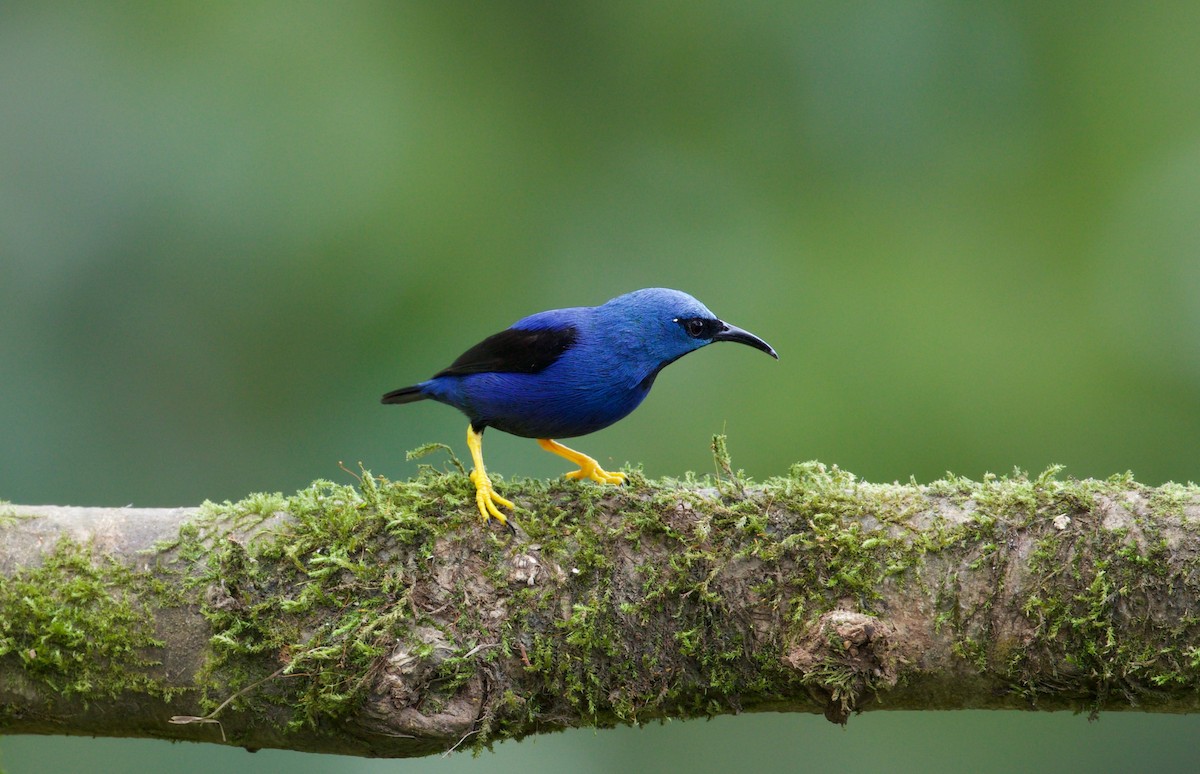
xmin=382 ymin=288 xmax=777 ymax=528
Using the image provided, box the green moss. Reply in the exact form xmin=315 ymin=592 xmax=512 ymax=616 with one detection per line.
xmin=480 ymin=449 xmax=790 ymax=728
xmin=169 ymin=463 xmax=569 ymax=740
xmin=921 ymin=469 xmax=1200 ymax=713
xmin=1011 ymin=515 xmax=1200 ymax=711
xmin=0 ymin=502 xmax=28 ymax=530
xmin=1149 ymin=481 xmax=1195 ymax=519
xmin=501 ymin=451 xmax=918 ymax=723
xmin=0 ymin=537 xmax=170 ymax=701
xmin=740 ymin=462 xmax=1200 ymax=714
xmin=184 ymin=475 xmax=437 ymax=728
xmin=7 ymin=449 xmax=1200 ymax=744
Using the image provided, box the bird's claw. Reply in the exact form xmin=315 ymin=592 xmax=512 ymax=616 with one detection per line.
xmin=470 ymin=468 xmax=514 ymax=527
xmin=564 ymin=463 xmax=627 ymax=486
xmin=537 ymin=438 xmax=626 ymax=487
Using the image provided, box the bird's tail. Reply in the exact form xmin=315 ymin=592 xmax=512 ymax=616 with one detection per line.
xmin=381 ymin=384 xmax=427 ymax=405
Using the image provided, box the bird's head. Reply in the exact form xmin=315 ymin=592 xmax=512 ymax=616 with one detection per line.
xmin=599 ymin=288 xmax=778 ymax=372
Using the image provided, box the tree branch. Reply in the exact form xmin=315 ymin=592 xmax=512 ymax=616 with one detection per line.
xmin=3 ymin=456 xmax=1200 ymax=758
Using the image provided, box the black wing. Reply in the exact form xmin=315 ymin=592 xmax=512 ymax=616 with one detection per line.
xmin=434 ymin=325 xmax=577 ymax=377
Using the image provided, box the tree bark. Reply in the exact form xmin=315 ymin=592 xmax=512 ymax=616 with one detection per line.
xmin=2 ymin=461 xmax=1199 ymax=758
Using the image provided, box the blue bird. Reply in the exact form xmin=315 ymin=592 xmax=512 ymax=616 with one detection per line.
xmin=382 ymin=288 xmax=777 ymax=527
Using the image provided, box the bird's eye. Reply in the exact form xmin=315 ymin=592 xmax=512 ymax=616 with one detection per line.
xmin=676 ymin=317 xmax=720 ymax=339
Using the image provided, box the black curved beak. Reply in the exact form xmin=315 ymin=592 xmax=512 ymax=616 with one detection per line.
xmin=713 ymin=321 xmax=778 ymax=359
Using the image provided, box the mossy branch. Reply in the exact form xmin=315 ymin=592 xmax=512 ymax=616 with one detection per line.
xmin=3 ymin=451 xmax=1200 ymax=758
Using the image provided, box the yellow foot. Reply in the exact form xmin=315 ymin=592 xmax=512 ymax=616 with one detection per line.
xmin=566 ymin=464 xmax=626 ymax=485
xmin=467 ymin=424 xmax=514 ymax=528
xmin=537 ymin=438 xmax=627 ymax=486
xmin=470 ymin=468 xmax=514 ymax=526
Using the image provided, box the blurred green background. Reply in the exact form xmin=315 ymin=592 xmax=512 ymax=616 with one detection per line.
xmin=3 ymin=2 xmax=1199 ymax=772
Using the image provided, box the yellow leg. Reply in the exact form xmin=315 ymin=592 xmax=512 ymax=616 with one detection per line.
xmin=537 ymin=438 xmax=627 ymax=485
xmin=467 ymin=425 xmax=514 ymax=527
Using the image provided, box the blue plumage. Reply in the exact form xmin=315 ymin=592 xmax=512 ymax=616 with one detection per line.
xmin=383 ymin=288 xmax=776 ymax=527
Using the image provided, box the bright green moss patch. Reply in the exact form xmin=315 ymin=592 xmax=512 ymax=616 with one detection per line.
xmin=174 ymin=463 xmax=550 ymax=737
xmin=182 ymin=476 xmax=448 ymax=728
xmin=0 ymin=537 xmax=168 ymax=700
